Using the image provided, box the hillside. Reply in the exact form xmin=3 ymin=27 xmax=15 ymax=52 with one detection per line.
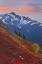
xmin=0 ymin=21 xmax=42 ymax=64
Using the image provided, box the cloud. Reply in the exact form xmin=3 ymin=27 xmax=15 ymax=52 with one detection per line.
xmin=0 ymin=3 xmax=42 ymax=16
xmin=14 ymin=3 xmax=42 ymax=15
xmin=39 ymin=19 xmax=42 ymax=23
xmin=0 ymin=6 xmax=16 ymax=14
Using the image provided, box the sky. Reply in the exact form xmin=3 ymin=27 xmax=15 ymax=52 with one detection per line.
xmin=0 ymin=0 xmax=42 ymax=23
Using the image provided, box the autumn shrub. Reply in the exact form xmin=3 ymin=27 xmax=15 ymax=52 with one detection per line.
xmin=32 ymin=43 xmax=40 ymax=53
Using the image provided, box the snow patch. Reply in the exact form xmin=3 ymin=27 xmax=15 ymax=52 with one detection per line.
xmin=5 ymin=16 xmax=9 ymax=20
xmin=17 ymin=26 xmax=21 ymax=28
xmin=39 ymin=24 xmax=42 ymax=26
xmin=20 ymin=16 xmax=31 ymax=24
xmin=30 ymin=22 xmax=38 ymax=26
xmin=11 ymin=18 xmax=14 ymax=21
xmin=2 ymin=19 xmax=8 ymax=24
xmin=0 ymin=16 xmax=2 ymax=19
xmin=8 ymin=14 xmax=15 ymax=18
xmin=11 ymin=22 xmax=14 ymax=25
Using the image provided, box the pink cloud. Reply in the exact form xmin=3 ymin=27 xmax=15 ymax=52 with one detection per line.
xmin=0 ymin=6 xmax=15 ymax=14
xmin=0 ymin=3 xmax=42 ymax=16
xmin=14 ymin=3 xmax=42 ymax=15
xmin=39 ymin=19 xmax=42 ymax=23
xmin=0 ymin=6 xmax=11 ymax=14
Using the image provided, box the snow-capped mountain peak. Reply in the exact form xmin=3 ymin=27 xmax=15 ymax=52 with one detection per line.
xmin=0 ymin=12 xmax=42 ymax=27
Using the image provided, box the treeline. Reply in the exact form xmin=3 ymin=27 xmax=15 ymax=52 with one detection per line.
xmin=15 ymin=30 xmax=40 ymax=54
xmin=15 ymin=30 xmax=26 ymax=40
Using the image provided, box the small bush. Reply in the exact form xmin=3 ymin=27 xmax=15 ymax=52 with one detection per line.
xmin=32 ymin=43 xmax=40 ymax=53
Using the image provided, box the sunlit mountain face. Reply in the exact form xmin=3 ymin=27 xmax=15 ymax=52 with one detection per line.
xmin=0 ymin=12 xmax=42 ymax=49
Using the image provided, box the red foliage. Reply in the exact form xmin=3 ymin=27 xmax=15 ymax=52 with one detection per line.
xmin=0 ymin=32 xmax=42 ymax=64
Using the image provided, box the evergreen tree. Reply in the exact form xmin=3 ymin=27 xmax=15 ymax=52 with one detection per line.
xmin=15 ymin=30 xmax=16 ymax=34
xmin=15 ymin=30 xmax=26 ymax=40
xmin=15 ymin=30 xmax=18 ymax=35
xmin=23 ymin=34 xmax=26 ymax=40
xmin=19 ymin=32 xmax=21 ymax=37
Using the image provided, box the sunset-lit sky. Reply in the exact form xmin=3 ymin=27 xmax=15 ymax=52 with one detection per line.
xmin=0 ymin=0 xmax=42 ymax=23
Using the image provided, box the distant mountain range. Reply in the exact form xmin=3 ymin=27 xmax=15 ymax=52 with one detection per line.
xmin=0 ymin=12 xmax=42 ymax=49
